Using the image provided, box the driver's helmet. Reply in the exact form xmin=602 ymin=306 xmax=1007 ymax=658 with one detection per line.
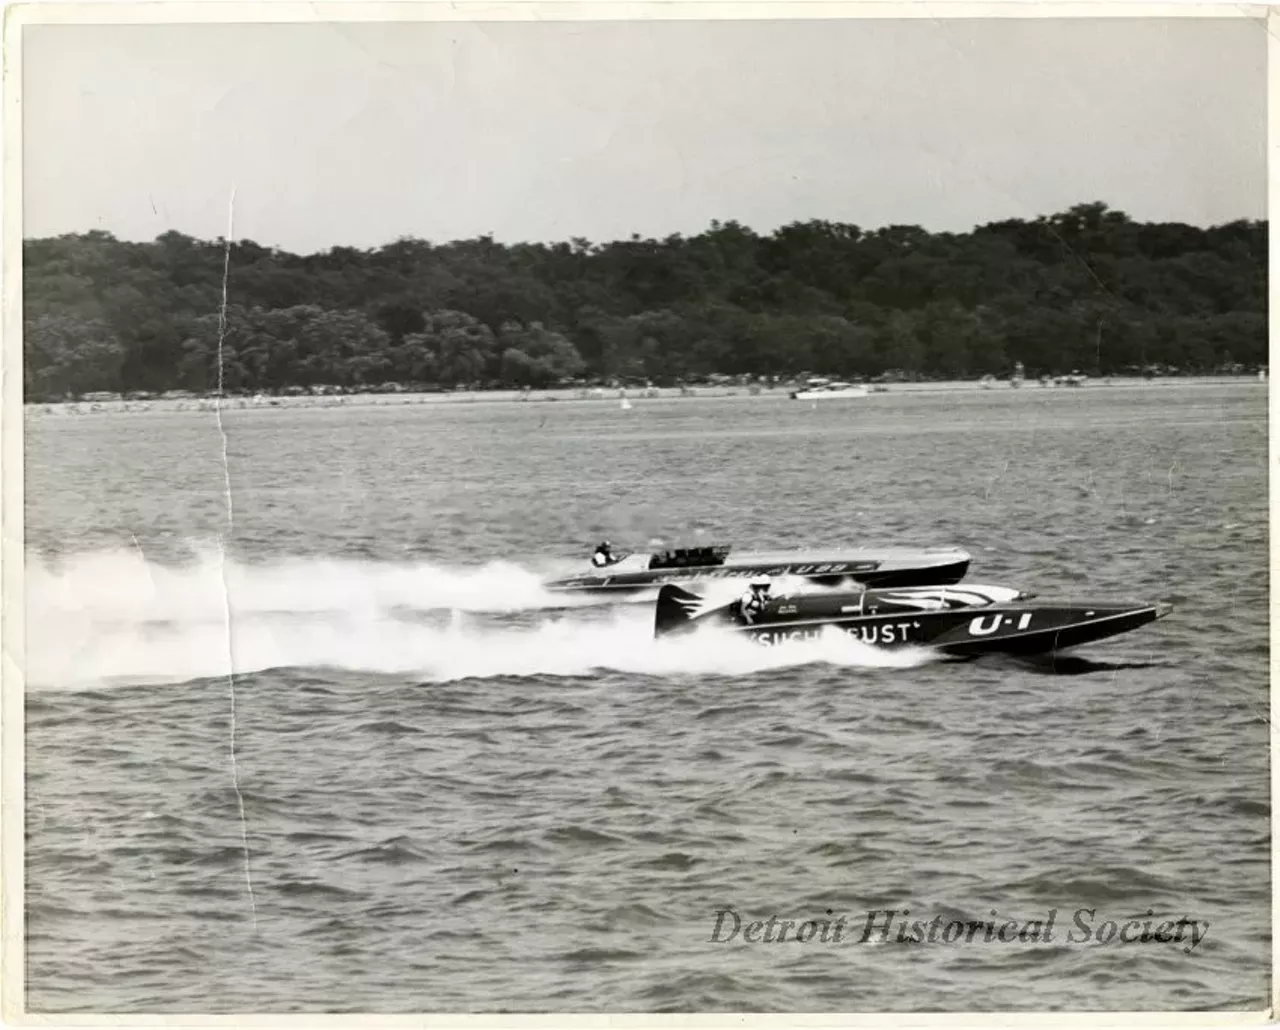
xmin=749 ymin=575 xmax=772 ymax=591
xmin=597 ymin=541 xmax=611 ymax=552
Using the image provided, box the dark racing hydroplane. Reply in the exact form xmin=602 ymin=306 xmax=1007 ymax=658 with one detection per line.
xmin=544 ymin=544 xmax=972 ymax=594
xmin=653 ymin=582 xmax=1171 ymax=656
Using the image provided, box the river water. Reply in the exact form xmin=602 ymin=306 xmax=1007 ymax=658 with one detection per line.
xmin=22 ymin=384 xmax=1269 ymax=1012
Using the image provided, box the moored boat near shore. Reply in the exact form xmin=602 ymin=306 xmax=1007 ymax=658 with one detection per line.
xmin=789 ymin=377 xmax=871 ymax=399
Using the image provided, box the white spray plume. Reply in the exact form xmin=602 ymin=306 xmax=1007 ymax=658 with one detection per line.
xmin=25 ymin=547 xmax=938 ymax=689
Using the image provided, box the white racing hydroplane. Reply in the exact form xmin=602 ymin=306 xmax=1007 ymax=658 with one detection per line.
xmin=544 ymin=543 xmax=972 ymax=595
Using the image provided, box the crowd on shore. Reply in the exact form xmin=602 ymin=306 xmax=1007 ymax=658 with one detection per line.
xmin=21 ymin=372 xmax=1267 ymax=418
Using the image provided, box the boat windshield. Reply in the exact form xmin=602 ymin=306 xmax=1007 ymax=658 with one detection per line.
xmin=647 ymin=546 xmax=731 ymax=570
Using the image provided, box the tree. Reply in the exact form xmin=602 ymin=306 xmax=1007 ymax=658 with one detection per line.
xmin=21 ymin=204 xmax=1269 ymax=397
xmin=25 ymin=314 xmax=126 ymax=400
xmin=394 ymin=309 xmax=498 ymax=387
xmin=496 ymin=322 xmax=585 ymax=386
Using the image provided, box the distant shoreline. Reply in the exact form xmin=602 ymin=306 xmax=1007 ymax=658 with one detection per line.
xmin=22 ymin=375 xmax=1267 ymax=416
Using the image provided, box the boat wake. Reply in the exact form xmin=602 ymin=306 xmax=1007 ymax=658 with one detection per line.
xmin=27 ymin=545 xmax=612 ymax=618
xmin=25 ymin=548 xmax=939 ymax=689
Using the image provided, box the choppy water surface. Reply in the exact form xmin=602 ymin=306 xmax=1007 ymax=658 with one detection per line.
xmin=23 ymin=385 xmax=1269 ymax=1012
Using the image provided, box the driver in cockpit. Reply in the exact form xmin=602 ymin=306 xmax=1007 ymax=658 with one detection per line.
xmin=739 ymin=575 xmax=773 ymax=623
xmin=591 ymin=541 xmax=617 ymax=567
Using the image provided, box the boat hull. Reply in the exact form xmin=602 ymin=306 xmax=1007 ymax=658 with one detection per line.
xmin=545 ymin=549 xmax=971 ymax=594
xmin=654 ymin=584 xmax=1170 ymax=656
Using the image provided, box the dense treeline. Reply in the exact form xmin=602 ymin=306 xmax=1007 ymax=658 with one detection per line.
xmin=23 ymin=201 xmax=1267 ymax=400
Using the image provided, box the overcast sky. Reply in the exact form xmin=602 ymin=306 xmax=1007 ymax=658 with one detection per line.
xmin=22 ymin=15 xmax=1267 ymax=254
